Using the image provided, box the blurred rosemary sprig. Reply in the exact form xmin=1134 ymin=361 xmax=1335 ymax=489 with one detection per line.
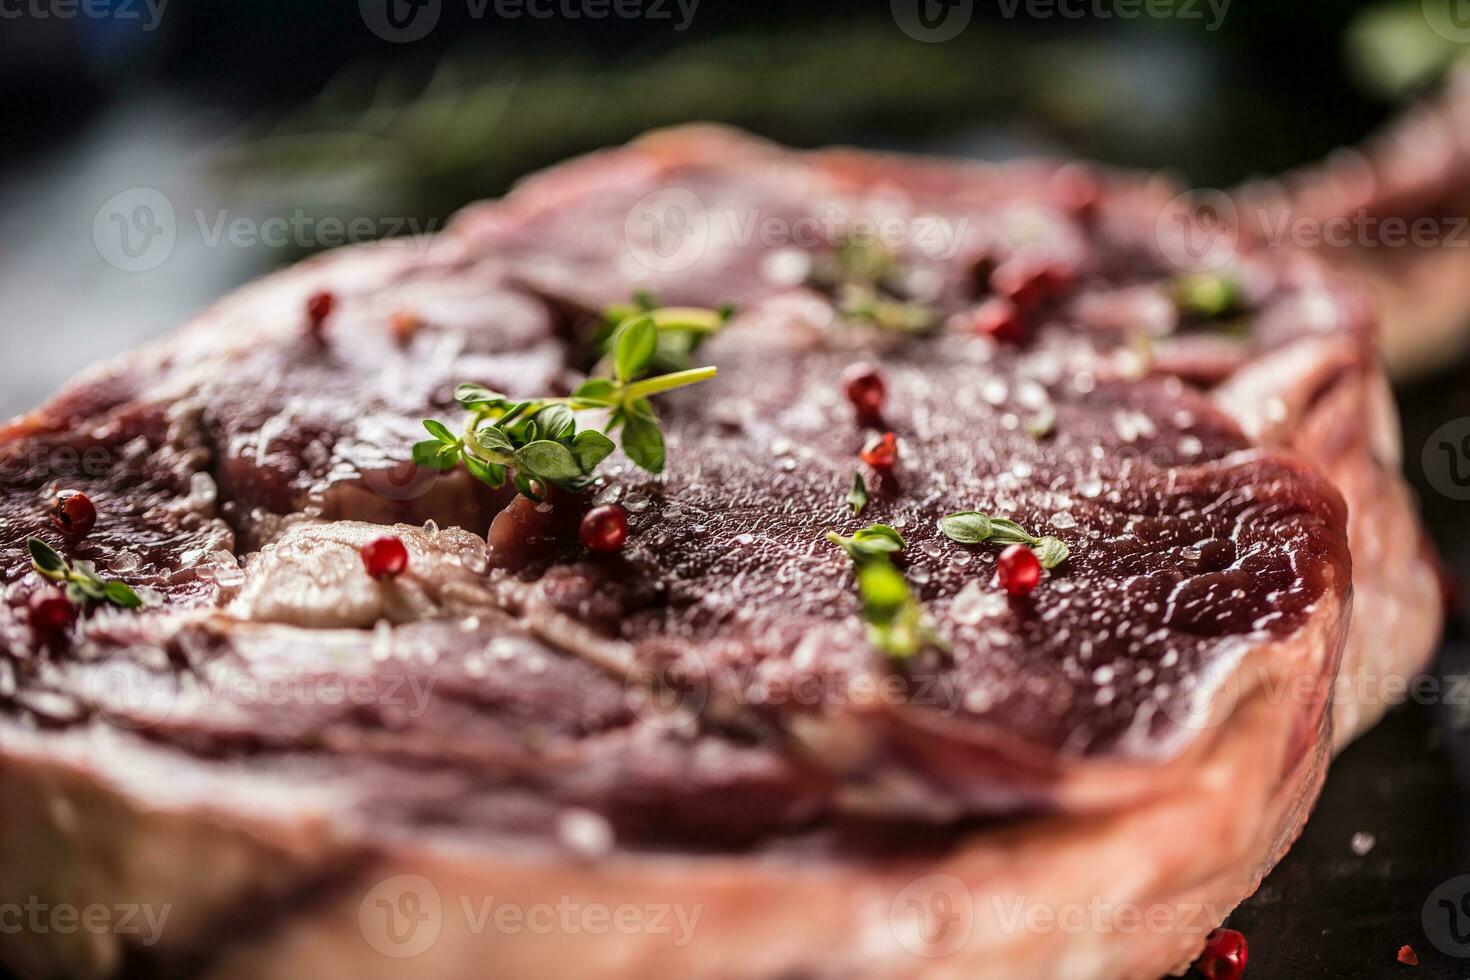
xmin=210 ymin=23 xmax=1026 ymax=217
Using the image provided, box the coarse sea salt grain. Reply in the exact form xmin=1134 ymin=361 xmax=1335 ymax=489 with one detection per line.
xmin=558 ymin=808 xmax=615 ymax=859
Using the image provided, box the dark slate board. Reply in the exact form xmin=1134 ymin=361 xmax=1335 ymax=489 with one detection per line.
xmin=1223 ymin=365 xmax=1470 ymax=979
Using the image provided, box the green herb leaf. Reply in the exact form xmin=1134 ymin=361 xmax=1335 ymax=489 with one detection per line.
xmin=858 ymin=559 xmax=909 ymax=620
xmin=454 ymin=383 xmax=502 ymax=409
xmin=424 ymin=305 xmax=722 ymax=498
xmin=825 ymin=530 xmax=943 ymax=660
xmin=937 ymin=508 xmax=1071 ymax=571
xmin=1033 ymin=536 xmax=1070 ymax=569
xmin=621 ymin=414 xmax=666 ymax=473
xmin=412 ymin=440 xmax=459 ymax=470
xmin=422 ymin=419 xmax=458 ymax=445
xmin=1171 ymin=272 xmax=1242 ymax=319
xmin=939 ymin=512 xmax=993 ymax=544
xmin=574 ymin=378 xmax=618 ymax=403
xmin=514 ymin=440 xmax=584 ymax=482
xmin=71 ymin=575 xmax=107 ymax=601
xmin=614 ymin=315 xmax=658 ymax=382
xmin=473 ymin=424 xmax=516 ymax=455
xmin=847 ymin=472 xmax=869 ymax=517
xmin=827 ymin=524 xmax=905 ymax=562
xmin=513 ymin=472 xmax=544 ymax=501
xmin=854 ymin=525 xmax=904 ymax=553
xmin=570 ymin=429 xmax=616 ymax=472
xmin=986 ymin=519 xmax=1037 ymax=546
xmin=28 ymin=536 xmax=143 ymax=612
xmin=27 ymin=538 xmax=67 ymax=578
xmin=533 ymin=404 xmax=577 ymax=442
xmin=104 ymin=580 xmax=144 ymax=609
xmin=462 ymin=454 xmax=506 ymax=488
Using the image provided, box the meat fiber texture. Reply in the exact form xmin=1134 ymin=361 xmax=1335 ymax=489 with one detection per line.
xmin=0 ymin=127 xmax=1441 ymax=980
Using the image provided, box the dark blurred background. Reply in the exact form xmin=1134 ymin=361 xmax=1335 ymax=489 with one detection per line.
xmin=5 ymin=0 xmax=1467 ymax=416
xmin=2 ymin=2 xmax=1469 ymax=977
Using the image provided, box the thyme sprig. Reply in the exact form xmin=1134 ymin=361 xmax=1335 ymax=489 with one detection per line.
xmin=809 ymin=238 xmax=938 ymax=335
xmin=938 ymin=511 xmax=1070 ymax=569
xmin=594 ymin=292 xmax=733 ymax=374
xmin=827 ymin=524 xmax=945 ymax=659
xmin=27 ymin=538 xmax=143 ymax=609
xmin=417 ymin=307 xmax=720 ymax=498
xmin=847 ymin=472 xmax=869 ymax=517
xmin=1170 ymin=272 xmax=1244 ymax=320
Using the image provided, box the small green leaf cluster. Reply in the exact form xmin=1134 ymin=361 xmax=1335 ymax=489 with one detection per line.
xmin=808 ymin=238 xmax=937 ymax=334
xmin=594 ymin=291 xmax=733 ymax=374
xmin=415 ymin=303 xmax=723 ymax=500
xmin=847 ymin=472 xmax=869 ymax=516
xmin=1170 ymin=272 xmax=1243 ymax=320
xmin=827 ymin=524 xmax=945 ymax=659
xmin=938 ymin=512 xmax=1070 ymax=569
xmin=27 ymin=538 xmax=143 ymax=609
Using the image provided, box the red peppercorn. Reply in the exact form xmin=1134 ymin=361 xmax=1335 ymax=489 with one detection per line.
xmin=842 ymin=363 xmax=887 ymax=421
xmin=1396 ymin=945 xmax=1419 ymax=967
xmin=52 ymin=489 xmax=97 ymax=537
xmin=361 ymin=536 xmax=409 ymax=581
xmin=389 ymin=310 xmax=424 ymax=344
xmin=860 ymin=432 xmax=899 ymax=472
xmin=972 ymin=297 xmax=1026 ymax=344
xmin=580 ymin=504 xmax=629 ymax=553
xmin=991 ymin=256 xmax=1075 ymax=308
xmin=306 ymin=290 xmax=336 ymax=338
xmin=1195 ymin=928 xmax=1248 ymax=980
xmin=996 ymin=544 xmax=1042 ymax=598
xmin=28 ymin=590 xmax=76 ymax=634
